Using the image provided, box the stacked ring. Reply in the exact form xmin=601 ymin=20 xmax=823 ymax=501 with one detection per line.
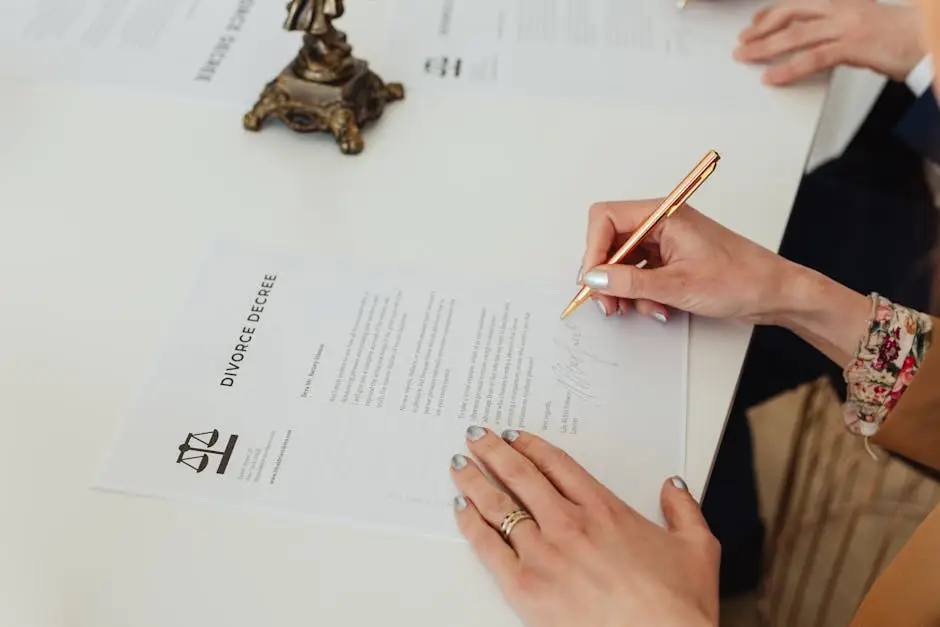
xmin=499 ymin=509 xmax=535 ymax=542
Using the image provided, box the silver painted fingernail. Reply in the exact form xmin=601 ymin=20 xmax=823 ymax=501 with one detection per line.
xmin=466 ymin=425 xmax=486 ymax=441
xmin=652 ymin=311 xmax=668 ymax=324
xmin=577 ymin=266 xmax=584 ymax=284
xmin=583 ymin=268 xmax=609 ymax=290
xmin=502 ymin=429 xmax=520 ymax=442
xmin=635 ymin=259 xmax=649 ymax=269
xmin=451 ymin=454 xmax=468 ymax=470
xmin=671 ymin=476 xmax=688 ymax=491
xmin=595 ymin=299 xmax=608 ymax=317
xmin=454 ymin=495 xmax=468 ymax=512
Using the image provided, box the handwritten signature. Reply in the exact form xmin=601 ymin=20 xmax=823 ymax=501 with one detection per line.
xmin=551 ymin=319 xmax=619 ymax=402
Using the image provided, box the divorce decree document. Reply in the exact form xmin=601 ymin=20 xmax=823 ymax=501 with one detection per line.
xmin=97 ymin=245 xmax=688 ymax=537
xmin=386 ymin=0 xmax=769 ymax=109
xmin=0 ymin=0 xmax=297 ymax=105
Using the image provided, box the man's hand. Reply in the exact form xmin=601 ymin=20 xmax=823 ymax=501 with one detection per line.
xmin=734 ymin=0 xmax=924 ymax=86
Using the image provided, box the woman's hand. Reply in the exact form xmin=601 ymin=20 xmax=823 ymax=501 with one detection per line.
xmin=733 ymin=0 xmax=924 ymax=86
xmin=580 ymin=199 xmax=796 ymax=324
xmin=452 ymin=427 xmax=719 ymax=627
xmin=579 ymin=199 xmax=872 ymax=367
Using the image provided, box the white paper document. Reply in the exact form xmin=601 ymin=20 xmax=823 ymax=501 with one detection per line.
xmin=1 ymin=0 xmax=771 ymax=109
xmin=386 ymin=0 xmax=770 ymax=107
xmin=0 ymin=0 xmax=297 ymax=105
xmin=97 ymin=246 xmax=688 ymax=538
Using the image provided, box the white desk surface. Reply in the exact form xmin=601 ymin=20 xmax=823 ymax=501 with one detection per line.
xmin=0 ymin=8 xmax=828 ymax=626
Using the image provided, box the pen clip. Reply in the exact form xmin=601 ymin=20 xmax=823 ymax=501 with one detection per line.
xmin=666 ymin=162 xmax=717 ymax=217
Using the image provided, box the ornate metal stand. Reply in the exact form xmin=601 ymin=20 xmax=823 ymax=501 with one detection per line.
xmin=243 ymin=1 xmax=404 ymax=155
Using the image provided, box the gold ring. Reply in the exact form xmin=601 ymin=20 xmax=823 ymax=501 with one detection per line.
xmin=499 ymin=509 xmax=535 ymax=542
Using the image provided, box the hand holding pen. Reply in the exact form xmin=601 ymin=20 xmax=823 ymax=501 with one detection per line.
xmin=569 ymin=150 xmax=820 ymax=325
xmin=571 ymin=196 xmax=802 ymax=325
xmin=563 ymin=151 xmax=718 ymax=320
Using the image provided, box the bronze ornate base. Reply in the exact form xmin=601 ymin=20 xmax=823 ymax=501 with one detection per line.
xmin=243 ymin=59 xmax=404 ymax=155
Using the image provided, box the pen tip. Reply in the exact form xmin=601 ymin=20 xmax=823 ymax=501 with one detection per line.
xmin=560 ymin=301 xmax=578 ymax=320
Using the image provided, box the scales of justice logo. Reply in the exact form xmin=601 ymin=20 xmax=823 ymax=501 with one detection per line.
xmin=176 ymin=429 xmax=239 ymax=474
xmin=424 ymin=55 xmax=463 ymax=78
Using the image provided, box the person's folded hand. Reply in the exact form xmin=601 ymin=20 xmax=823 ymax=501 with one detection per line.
xmin=733 ymin=0 xmax=924 ymax=86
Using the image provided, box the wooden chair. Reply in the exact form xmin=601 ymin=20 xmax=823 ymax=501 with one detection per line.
xmin=756 ymin=378 xmax=940 ymax=626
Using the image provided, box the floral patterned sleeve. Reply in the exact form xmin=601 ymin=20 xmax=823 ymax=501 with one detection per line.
xmin=843 ymin=294 xmax=933 ymax=437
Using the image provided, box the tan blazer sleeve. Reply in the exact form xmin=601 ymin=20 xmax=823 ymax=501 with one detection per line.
xmin=849 ymin=506 xmax=940 ymax=627
xmin=870 ymin=317 xmax=940 ymax=471
xmin=850 ymin=318 xmax=940 ymax=627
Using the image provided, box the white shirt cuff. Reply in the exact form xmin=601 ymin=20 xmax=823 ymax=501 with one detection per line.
xmin=906 ymin=55 xmax=934 ymax=96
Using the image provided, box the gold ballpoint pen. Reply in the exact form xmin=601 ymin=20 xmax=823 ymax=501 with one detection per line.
xmin=560 ymin=150 xmax=721 ymax=320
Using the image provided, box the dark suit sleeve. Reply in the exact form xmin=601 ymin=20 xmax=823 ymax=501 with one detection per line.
xmin=895 ymin=89 xmax=940 ymax=166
